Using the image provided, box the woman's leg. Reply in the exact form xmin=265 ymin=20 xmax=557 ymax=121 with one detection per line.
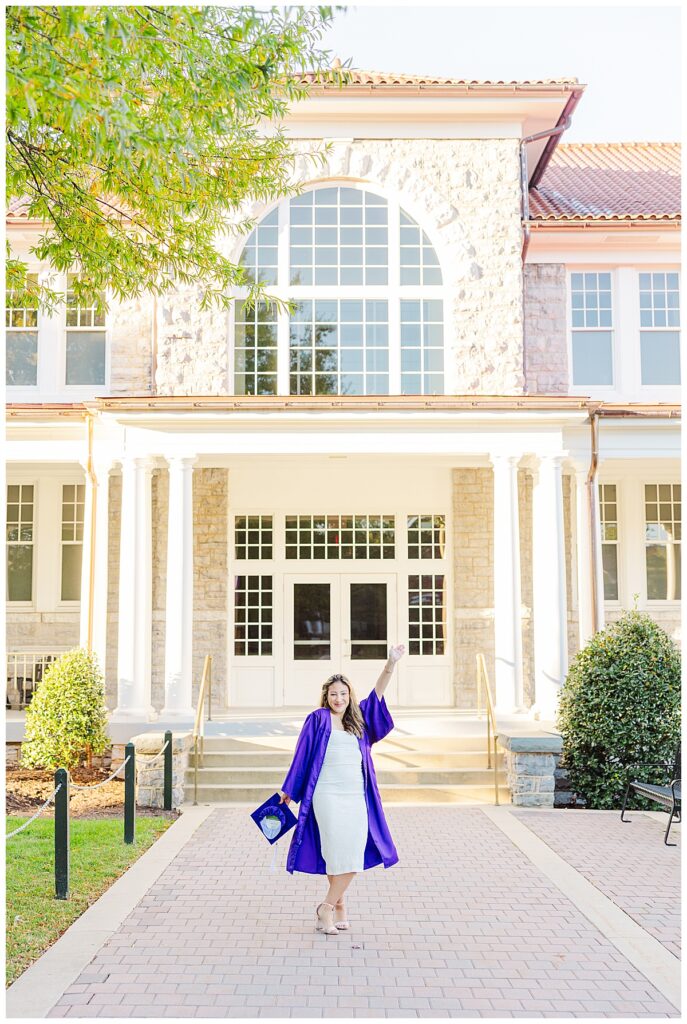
xmin=323 ymin=871 xmax=356 ymax=908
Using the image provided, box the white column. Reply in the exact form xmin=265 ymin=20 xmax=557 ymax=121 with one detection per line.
xmin=531 ymin=455 xmax=568 ymax=720
xmin=162 ymin=456 xmax=196 ymax=719
xmin=79 ymin=461 xmax=112 ymax=677
xmin=91 ymin=463 xmax=112 ymax=674
xmin=574 ymin=465 xmax=605 ymax=648
xmin=111 ymin=457 xmax=155 ymax=721
xmin=490 ymin=454 xmax=524 ymax=712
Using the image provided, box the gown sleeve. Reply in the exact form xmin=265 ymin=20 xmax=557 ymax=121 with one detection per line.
xmin=359 ymin=690 xmax=395 ymax=745
xmin=281 ymin=712 xmax=317 ymax=804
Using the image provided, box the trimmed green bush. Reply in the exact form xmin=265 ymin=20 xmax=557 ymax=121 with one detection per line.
xmin=21 ymin=648 xmax=110 ymax=770
xmin=557 ymin=609 xmax=680 ymax=809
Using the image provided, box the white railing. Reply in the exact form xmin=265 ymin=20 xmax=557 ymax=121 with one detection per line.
xmin=6 ymin=651 xmax=68 ymax=709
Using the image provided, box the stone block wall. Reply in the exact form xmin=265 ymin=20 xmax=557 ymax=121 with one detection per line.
xmin=192 ymin=468 xmax=228 ymax=711
xmin=523 ymin=263 xmax=568 ymax=394
xmin=132 ymin=731 xmax=191 ymax=809
xmin=152 ymin=137 xmax=525 ymax=397
xmin=453 ymin=468 xmax=494 ymax=707
xmin=109 ymin=296 xmax=154 ymax=394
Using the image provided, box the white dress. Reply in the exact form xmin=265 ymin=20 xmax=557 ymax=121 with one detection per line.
xmin=312 ymin=724 xmax=368 ymax=874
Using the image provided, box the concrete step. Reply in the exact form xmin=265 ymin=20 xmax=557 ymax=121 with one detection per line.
xmin=189 ymin=750 xmax=503 ymax=770
xmin=185 ymin=766 xmax=503 ymax=786
xmin=196 ymin=733 xmax=494 ymax=754
xmin=187 ymin=783 xmax=509 ymax=805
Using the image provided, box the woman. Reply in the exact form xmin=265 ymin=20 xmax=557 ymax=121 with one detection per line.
xmin=279 ymin=644 xmax=405 ymax=935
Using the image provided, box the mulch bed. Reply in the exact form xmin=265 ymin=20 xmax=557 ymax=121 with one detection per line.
xmin=6 ymin=765 xmax=180 ymax=820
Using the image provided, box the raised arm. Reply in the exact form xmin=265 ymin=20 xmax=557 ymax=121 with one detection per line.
xmin=375 ymin=644 xmax=405 ymax=699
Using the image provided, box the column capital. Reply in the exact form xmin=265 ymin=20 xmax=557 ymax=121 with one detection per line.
xmin=488 ymin=453 xmax=524 ymax=469
xmin=165 ymin=454 xmax=198 ymax=471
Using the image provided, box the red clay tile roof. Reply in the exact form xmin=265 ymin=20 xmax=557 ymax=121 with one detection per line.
xmin=300 ymin=67 xmax=580 ymax=91
xmin=529 ymin=142 xmax=681 ymax=221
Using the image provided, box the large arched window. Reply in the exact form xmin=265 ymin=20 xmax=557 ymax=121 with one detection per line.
xmin=234 ymin=184 xmax=444 ymax=396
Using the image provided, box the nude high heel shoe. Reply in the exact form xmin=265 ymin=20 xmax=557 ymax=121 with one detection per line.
xmin=315 ymin=902 xmax=338 ymax=935
xmin=334 ymin=898 xmax=350 ymax=930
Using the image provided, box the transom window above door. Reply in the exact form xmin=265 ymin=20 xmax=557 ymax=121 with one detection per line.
xmin=234 ymin=184 xmax=445 ymax=397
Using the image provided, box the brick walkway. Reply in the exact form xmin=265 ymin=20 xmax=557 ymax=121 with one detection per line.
xmin=514 ymin=810 xmax=681 ymax=960
xmin=47 ymin=807 xmax=679 ymax=1019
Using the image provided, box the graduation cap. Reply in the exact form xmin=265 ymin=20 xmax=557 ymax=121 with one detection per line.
xmin=250 ymin=792 xmax=297 ymax=845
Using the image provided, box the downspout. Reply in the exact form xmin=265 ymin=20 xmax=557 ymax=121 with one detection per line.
xmin=586 ymin=404 xmax=603 ymax=633
xmin=520 ymin=118 xmax=572 ymax=262
xmin=85 ymin=411 xmax=98 ymax=651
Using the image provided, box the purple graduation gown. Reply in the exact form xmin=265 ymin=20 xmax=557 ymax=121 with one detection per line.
xmin=281 ymin=690 xmax=399 ymax=874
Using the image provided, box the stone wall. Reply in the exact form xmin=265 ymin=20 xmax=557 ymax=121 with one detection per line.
xmin=153 ymin=138 xmax=525 ymax=397
xmin=5 ymin=615 xmax=79 ymax=651
xmin=453 ymin=468 xmax=494 ymax=707
xmin=109 ymin=296 xmax=154 ymax=394
xmin=192 ymin=468 xmax=228 ymax=711
xmin=523 ymin=263 xmax=568 ymax=394
xmin=132 ymin=731 xmax=191 ymax=809
xmin=499 ymin=731 xmax=563 ymax=807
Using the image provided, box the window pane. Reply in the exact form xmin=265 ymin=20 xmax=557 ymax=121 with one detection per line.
xmin=66 ymin=331 xmax=106 ymax=384
xmin=640 ymin=331 xmax=681 ymax=385
xmin=572 ymin=331 xmax=613 ymax=386
xmin=601 ymin=545 xmax=618 ymax=601
xmin=234 ymin=575 xmax=273 ymax=655
xmin=401 ymin=300 xmax=444 ymax=394
xmin=6 ymin=330 xmax=38 ymax=386
xmin=350 ymin=583 xmax=387 ymax=659
xmin=289 ymin=300 xmax=388 ymax=396
xmin=7 ymin=545 xmax=33 ymax=601
xmin=61 ymin=544 xmax=83 ymax=601
xmin=293 ymin=583 xmax=331 ymax=660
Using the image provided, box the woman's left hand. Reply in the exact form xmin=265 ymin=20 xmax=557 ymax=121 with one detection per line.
xmin=388 ymin=644 xmax=405 ymax=664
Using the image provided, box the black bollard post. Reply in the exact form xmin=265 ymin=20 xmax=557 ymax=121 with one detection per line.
xmin=163 ymin=730 xmax=173 ymax=811
xmin=124 ymin=742 xmax=135 ymax=844
xmin=54 ymin=768 xmax=70 ymax=900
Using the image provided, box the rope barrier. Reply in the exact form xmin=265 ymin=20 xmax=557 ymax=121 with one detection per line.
xmin=136 ymin=739 xmax=170 ymax=768
xmin=6 ymin=784 xmax=62 ymax=839
xmin=70 ymin=755 xmax=131 ymax=790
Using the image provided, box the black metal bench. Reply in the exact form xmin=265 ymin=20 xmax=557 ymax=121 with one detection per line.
xmin=620 ymin=744 xmax=681 ymax=845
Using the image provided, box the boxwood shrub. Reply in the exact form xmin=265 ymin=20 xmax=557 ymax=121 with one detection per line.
xmin=21 ymin=648 xmax=110 ymax=770
xmin=557 ymin=609 xmax=680 ymax=809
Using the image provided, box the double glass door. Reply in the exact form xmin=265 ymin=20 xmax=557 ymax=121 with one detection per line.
xmin=284 ymin=574 xmax=397 ymax=705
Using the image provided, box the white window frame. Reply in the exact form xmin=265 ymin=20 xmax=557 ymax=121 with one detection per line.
xmin=600 ymin=470 xmax=681 ymax=613
xmin=6 ymin=271 xmax=111 ymax=403
xmin=5 ymin=471 xmax=87 ymax=615
xmin=59 ymin=482 xmax=85 ymax=606
xmin=227 ymin=506 xmax=452 ymax=675
xmin=635 ymin=267 xmax=681 ymax=397
xmin=230 ymin=182 xmax=446 ymax=396
xmin=567 ymin=266 xmax=681 ymax=402
xmin=5 ymin=273 xmax=40 ymax=390
xmin=6 ymin=481 xmax=37 ymax=607
xmin=566 ymin=267 xmax=618 ymax=398
xmin=598 ymin=482 xmax=621 ymax=606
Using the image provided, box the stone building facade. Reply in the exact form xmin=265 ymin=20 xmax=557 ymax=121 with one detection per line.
xmin=5 ymin=74 xmax=681 ymax=729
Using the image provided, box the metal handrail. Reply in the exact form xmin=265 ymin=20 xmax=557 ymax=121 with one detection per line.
xmin=476 ymin=653 xmax=500 ymax=805
xmin=192 ymin=656 xmax=212 ymax=806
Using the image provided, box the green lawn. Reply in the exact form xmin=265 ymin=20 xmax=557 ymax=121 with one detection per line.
xmin=6 ymin=815 xmax=173 ymax=987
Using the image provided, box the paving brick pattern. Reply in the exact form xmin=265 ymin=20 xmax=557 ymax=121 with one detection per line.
xmin=48 ymin=807 xmax=679 ymax=1018
xmin=514 ymin=809 xmax=681 ymax=959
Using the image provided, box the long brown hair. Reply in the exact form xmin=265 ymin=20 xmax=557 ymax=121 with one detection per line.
xmin=320 ymin=674 xmax=364 ymax=738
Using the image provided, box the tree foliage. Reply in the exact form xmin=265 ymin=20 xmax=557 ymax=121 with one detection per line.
xmin=557 ymin=610 xmax=681 ymax=809
xmin=6 ymin=5 xmax=339 ymax=311
xmin=21 ymin=648 xmax=110 ymax=770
